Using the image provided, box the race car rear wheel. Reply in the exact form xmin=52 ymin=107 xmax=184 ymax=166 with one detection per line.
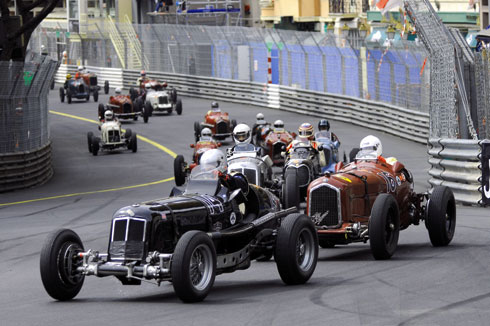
xmin=174 ymin=155 xmax=187 ymax=186
xmin=87 ymin=132 xmax=93 ymax=153
xmin=104 ymin=80 xmax=109 ymax=94
xmin=176 ymin=99 xmax=183 ymax=115
xmin=98 ymin=103 xmax=105 ymax=120
xmin=283 ymin=168 xmax=300 ymax=210
xmin=143 ymin=102 xmax=151 ymax=123
xmin=124 ymin=128 xmax=132 ymax=146
xmin=66 ymin=88 xmax=72 ymax=104
xmin=426 ymin=186 xmax=456 ymax=247
xmin=91 ymin=137 xmax=100 ymax=156
xmin=130 ymin=133 xmax=137 ymax=152
xmin=93 ymin=90 xmax=99 ymax=102
xmin=275 ymin=213 xmax=318 ymax=285
xmin=171 ymin=88 xmax=177 ymax=103
xmin=231 ymin=119 xmax=237 ymax=130
xmin=59 ymin=87 xmax=65 ymax=103
xmin=171 ymin=231 xmax=216 ymax=303
xmin=40 ymin=229 xmax=85 ymax=301
xmin=369 ymin=194 xmax=400 ymax=260
xmin=129 ymin=87 xmax=137 ymax=101
xmin=194 ymin=121 xmax=201 ymax=143
xmin=349 ymin=147 xmax=360 ymax=162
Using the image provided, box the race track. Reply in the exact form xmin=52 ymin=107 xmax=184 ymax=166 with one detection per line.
xmin=1 ymin=89 xmax=489 ymax=326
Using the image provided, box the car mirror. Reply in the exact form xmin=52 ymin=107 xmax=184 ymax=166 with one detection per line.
xmin=392 ymin=161 xmax=405 ymax=174
xmin=190 ymin=144 xmax=195 ymax=148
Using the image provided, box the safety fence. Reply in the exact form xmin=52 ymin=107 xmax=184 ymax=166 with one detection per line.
xmin=32 ymin=23 xmax=430 ymax=114
xmin=0 ymin=52 xmax=57 ymax=192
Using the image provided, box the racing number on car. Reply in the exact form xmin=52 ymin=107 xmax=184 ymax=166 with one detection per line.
xmin=196 ymin=195 xmax=224 ymax=215
xmin=378 ymin=172 xmax=397 ymax=193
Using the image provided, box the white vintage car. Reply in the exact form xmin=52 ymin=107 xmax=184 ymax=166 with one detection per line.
xmin=227 ymin=143 xmax=274 ymax=188
xmin=87 ymin=118 xmax=137 ymax=156
xmin=144 ymin=87 xmax=183 ymax=115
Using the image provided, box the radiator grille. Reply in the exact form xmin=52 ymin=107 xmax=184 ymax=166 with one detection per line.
xmin=216 ymin=121 xmax=228 ymax=134
xmin=272 ymin=142 xmax=285 ymax=160
xmin=109 ymin=217 xmax=146 ymax=260
xmin=158 ymin=96 xmax=168 ymax=104
xmin=123 ymin=103 xmax=132 ymax=113
xmin=78 ymin=84 xmax=85 ymax=93
xmin=309 ymin=184 xmax=340 ymax=227
xmin=108 ymin=130 xmax=120 ymax=143
xmin=89 ymin=76 xmax=97 ymax=86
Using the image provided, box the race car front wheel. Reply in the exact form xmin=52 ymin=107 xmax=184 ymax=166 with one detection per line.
xmin=104 ymin=80 xmax=109 ymax=94
xmin=40 ymin=229 xmax=85 ymax=301
xmin=369 ymin=194 xmax=400 ymax=260
xmin=171 ymin=231 xmax=217 ymax=303
xmin=275 ymin=213 xmax=318 ymax=285
xmin=426 ymin=186 xmax=456 ymax=247
xmin=87 ymin=132 xmax=93 ymax=153
xmin=174 ymin=155 xmax=187 ymax=186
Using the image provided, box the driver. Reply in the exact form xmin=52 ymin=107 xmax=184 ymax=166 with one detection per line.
xmin=114 ymin=87 xmax=122 ymax=96
xmin=315 ymin=119 xmax=340 ymax=144
xmin=272 ymin=119 xmax=285 ymax=133
xmin=144 ymin=83 xmax=153 ymax=93
xmin=228 ymin=124 xmax=260 ymax=156
xmin=199 ymin=149 xmax=248 ymax=196
xmin=286 ymin=122 xmax=320 ymax=153
xmin=210 ymin=101 xmax=221 ymax=113
xmin=199 ymin=128 xmax=213 ymax=142
xmin=104 ymin=110 xmax=114 ymax=121
xmin=355 ymin=135 xmax=389 ymax=163
xmin=137 ymin=70 xmax=148 ymax=86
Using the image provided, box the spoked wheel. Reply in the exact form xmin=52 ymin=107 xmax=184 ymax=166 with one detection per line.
xmin=369 ymin=194 xmax=400 ymax=260
xmin=275 ymin=213 xmax=318 ymax=285
xmin=171 ymin=231 xmax=216 ymax=303
xmin=104 ymin=80 xmax=109 ymax=94
xmin=93 ymin=90 xmax=99 ymax=102
xmin=283 ymin=168 xmax=300 ymax=209
xmin=426 ymin=186 xmax=456 ymax=247
xmin=194 ymin=121 xmax=201 ymax=143
xmin=174 ymin=155 xmax=187 ymax=186
xmin=176 ymin=99 xmax=183 ymax=115
xmin=39 ymin=229 xmax=85 ymax=301
xmin=130 ymin=133 xmax=137 ymax=152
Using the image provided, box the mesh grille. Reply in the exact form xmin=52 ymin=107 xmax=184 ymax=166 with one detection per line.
xmin=78 ymin=84 xmax=85 ymax=93
xmin=273 ymin=142 xmax=285 ymax=159
xmin=309 ymin=185 xmax=339 ymax=227
xmin=216 ymin=121 xmax=228 ymax=134
xmin=158 ymin=96 xmax=168 ymax=104
xmin=123 ymin=103 xmax=132 ymax=113
xmin=110 ymin=217 xmax=146 ymax=260
xmin=108 ymin=130 xmax=120 ymax=142
xmin=89 ymin=76 xmax=97 ymax=86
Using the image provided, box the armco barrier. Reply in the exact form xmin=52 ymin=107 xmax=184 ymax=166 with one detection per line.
xmin=55 ymin=65 xmax=123 ymax=90
xmin=0 ymin=142 xmax=53 ymax=192
xmin=428 ymin=138 xmax=483 ymax=204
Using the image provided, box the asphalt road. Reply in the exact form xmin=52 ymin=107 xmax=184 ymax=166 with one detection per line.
xmin=1 ymin=88 xmax=489 ymax=326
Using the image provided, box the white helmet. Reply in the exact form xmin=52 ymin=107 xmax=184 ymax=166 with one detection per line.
xmin=233 ymin=123 xmax=252 ymax=145
xmin=273 ymin=120 xmax=284 ymax=129
xmin=104 ymin=110 xmax=114 ymax=121
xmin=200 ymin=127 xmax=212 ymax=140
xmin=144 ymin=83 xmax=152 ymax=90
xmin=78 ymin=65 xmax=84 ymax=71
xmin=256 ymin=113 xmax=265 ymax=124
xmin=115 ymin=87 xmax=122 ymax=95
xmin=356 ymin=135 xmax=382 ymax=160
xmin=200 ymin=149 xmax=227 ymax=171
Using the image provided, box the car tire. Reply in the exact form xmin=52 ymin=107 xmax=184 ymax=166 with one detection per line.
xmin=194 ymin=121 xmax=201 ymax=143
xmin=319 ymin=239 xmax=335 ymax=248
xmin=104 ymin=80 xmax=109 ymax=94
xmin=171 ymin=88 xmax=178 ymax=103
xmin=93 ymin=90 xmax=99 ymax=102
xmin=231 ymin=119 xmax=237 ymax=130
xmin=129 ymin=87 xmax=136 ymax=101
xmin=426 ymin=186 xmax=456 ymax=247
xmin=130 ymin=133 xmax=137 ymax=152
xmin=275 ymin=213 xmax=318 ymax=285
xmin=91 ymin=137 xmax=100 ymax=156
xmin=50 ymin=79 xmax=55 ymax=90
xmin=39 ymin=229 xmax=85 ymax=301
xmin=171 ymin=230 xmax=216 ymax=303
xmin=97 ymin=103 xmax=105 ymax=120
xmin=283 ymin=168 xmax=300 ymax=210
xmin=124 ymin=128 xmax=132 ymax=144
xmin=176 ymin=99 xmax=183 ymax=115
xmin=87 ymin=132 xmax=93 ymax=153
xmin=59 ymin=87 xmax=65 ymax=103
xmin=67 ymin=88 xmax=72 ymax=104
xmin=174 ymin=155 xmax=187 ymax=186
xmin=349 ymin=147 xmax=360 ymax=163
xmin=369 ymin=194 xmax=400 ymax=260
xmin=143 ymin=102 xmax=151 ymax=123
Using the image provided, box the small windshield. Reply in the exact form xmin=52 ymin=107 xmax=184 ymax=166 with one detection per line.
xmin=184 ymin=165 xmax=220 ymax=195
xmin=290 ymin=145 xmax=311 ymax=160
xmin=355 ymin=149 xmax=378 ymax=160
xmin=189 ymin=164 xmax=220 ymax=181
xmin=233 ymin=143 xmax=257 ymax=153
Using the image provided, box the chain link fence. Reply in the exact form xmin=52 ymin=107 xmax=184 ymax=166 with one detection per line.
xmin=0 ymin=52 xmax=57 ymax=154
xmin=32 ymin=23 xmax=430 ymax=113
xmin=474 ymin=51 xmax=490 ymax=140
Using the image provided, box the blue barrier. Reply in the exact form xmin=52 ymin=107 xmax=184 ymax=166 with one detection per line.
xmin=323 ymin=46 xmax=342 ymax=94
xmin=271 ymin=49 xmax=279 ymax=84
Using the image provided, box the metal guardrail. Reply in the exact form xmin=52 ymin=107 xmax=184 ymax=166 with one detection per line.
xmin=55 ymin=65 xmax=123 ymax=89
xmin=428 ymin=138 xmax=483 ymax=205
xmin=0 ymin=142 xmax=53 ymax=192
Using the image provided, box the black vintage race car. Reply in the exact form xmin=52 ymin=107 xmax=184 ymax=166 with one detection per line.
xmin=60 ymin=78 xmax=98 ymax=104
xmin=40 ymin=165 xmax=318 ymax=303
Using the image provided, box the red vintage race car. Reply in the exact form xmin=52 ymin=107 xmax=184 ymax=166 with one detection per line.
xmin=306 ymin=157 xmax=456 ymax=260
xmin=98 ymin=93 xmax=149 ymax=123
xmin=173 ymin=139 xmax=221 ymax=186
xmin=258 ymin=126 xmax=296 ymax=166
xmin=80 ymin=71 xmax=110 ymax=95
xmin=194 ymin=106 xmax=236 ymax=142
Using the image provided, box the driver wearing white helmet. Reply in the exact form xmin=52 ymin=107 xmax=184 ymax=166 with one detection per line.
xmin=355 ymin=135 xmax=394 ymax=164
xmin=114 ymin=87 xmax=122 ymax=95
xmin=199 ymin=128 xmax=213 ymax=142
xmin=229 ymin=123 xmax=261 ymax=156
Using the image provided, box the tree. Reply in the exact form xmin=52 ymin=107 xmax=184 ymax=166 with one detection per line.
xmin=0 ymin=0 xmax=58 ymax=61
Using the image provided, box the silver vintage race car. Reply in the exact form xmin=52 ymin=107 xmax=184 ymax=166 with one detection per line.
xmin=144 ymin=82 xmax=183 ymax=115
